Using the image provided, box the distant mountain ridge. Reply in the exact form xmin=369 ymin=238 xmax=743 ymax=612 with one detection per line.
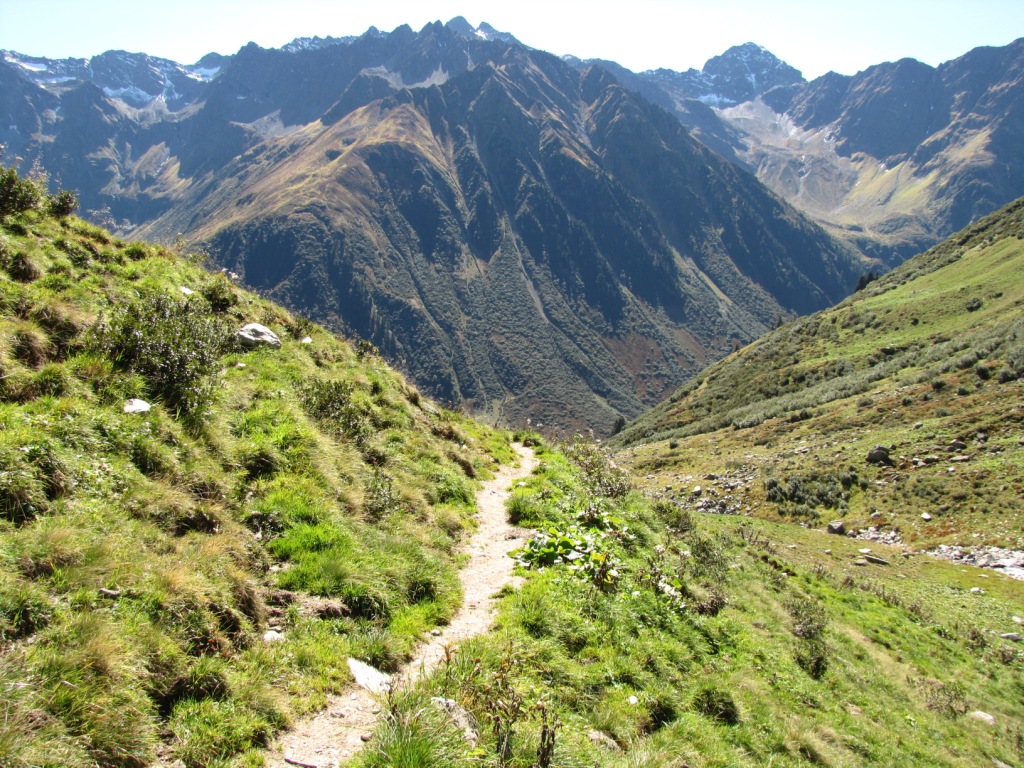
xmin=585 ymin=38 xmax=1024 ymax=264
xmin=0 ymin=20 xmax=870 ymax=433
xmin=6 ymin=30 xmax=1023 ymax=267
xmin=10 ymin=23 xmax=1022 ymax=432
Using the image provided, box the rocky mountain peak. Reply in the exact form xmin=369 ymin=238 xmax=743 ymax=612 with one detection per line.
xmin=444 ymin=17 xmax=520 ymax=45
xmin=700 ymin=42 xmax=805 ymax=103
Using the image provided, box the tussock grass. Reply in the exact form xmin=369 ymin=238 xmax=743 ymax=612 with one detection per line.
xmin=0 ymin=168 xmax=512 ymax=765
xmin=367 ymin=437 xmax=1024 ymax=766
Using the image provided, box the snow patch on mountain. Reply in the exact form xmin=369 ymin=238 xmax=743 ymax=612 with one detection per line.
xmin=102 ymin=85 xmax=156 ymax=104
xmin=4 ymin=54 xmax=49 ymax=72
xmin=281 ymin=35 xmax=355 ymax=53
xmin=185 ymin=66 xmax=221 ymax=82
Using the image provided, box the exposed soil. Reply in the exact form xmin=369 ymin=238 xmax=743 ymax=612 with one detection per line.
xmin=264 ymin=444 xmax=538 ymax=768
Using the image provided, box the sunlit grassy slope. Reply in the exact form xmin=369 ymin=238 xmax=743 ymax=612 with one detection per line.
xmin=612 ymin=196 xmax=1024 ymax=551
xmin=0 ymin=198 xmax=515 ymax=767
xmin=358 ymin=438 xmax=1024 ymax=768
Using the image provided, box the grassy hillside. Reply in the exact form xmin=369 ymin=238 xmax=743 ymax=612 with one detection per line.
xmin=0 ymin=174 xmax=514 ymax=767
xmin=613 ymin=196 xmax=1024 ymax=550
xmin=357 ymin=438 xmax=1024 ymax=768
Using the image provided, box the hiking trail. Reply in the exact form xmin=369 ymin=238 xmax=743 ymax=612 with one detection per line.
xmin=265 ymin=443 xmax=538 ymax=768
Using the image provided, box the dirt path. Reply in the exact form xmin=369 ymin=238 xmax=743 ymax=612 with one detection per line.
xmin=265 ymin=444 xmax=538 ymax=768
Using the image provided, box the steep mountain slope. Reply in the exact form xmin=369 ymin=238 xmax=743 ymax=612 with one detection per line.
xmin=613 ymin=195 xmax=1024 ymax=551
xmin=0 ymin=174 xmax=518 ymax=765
xmin=606 ymin=39 xmax=1024 ymax=265
xmin=0 ymin=23 xmax=869 ymax=434
xmin=152 ymin=51 xmax=866 ymax=434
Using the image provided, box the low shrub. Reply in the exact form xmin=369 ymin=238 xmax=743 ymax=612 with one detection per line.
xmin=93 ymin=292 xmax=230 ymax=418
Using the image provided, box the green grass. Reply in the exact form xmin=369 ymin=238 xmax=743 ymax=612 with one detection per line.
xmin=613 ymin=197 xmax=1024 ymax=549
xmin=355 ymin=440 xmax=1024 ymax=767
xmin=4 ymin=165 xmax=1024 ymax=767
xmin=0 ymin=190 xmax=513 ymax=766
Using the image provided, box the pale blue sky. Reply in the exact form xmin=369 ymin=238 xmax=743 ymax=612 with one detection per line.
xmin=1 ymin=0 xmax=1021 ymax=79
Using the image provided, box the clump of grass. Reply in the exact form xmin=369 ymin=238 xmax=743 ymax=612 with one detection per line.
xmin=693 ymin=684 xmax=740 ymax=725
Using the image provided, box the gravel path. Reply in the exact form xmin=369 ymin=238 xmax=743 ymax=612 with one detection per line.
xmin=264 ymin=444 xmax=538 ymax=768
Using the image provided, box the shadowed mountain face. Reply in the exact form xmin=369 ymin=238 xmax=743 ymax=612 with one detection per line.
xmin=1 ymin=22 xmax=866 ymax=433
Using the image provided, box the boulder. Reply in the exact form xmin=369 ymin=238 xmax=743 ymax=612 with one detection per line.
xmin=825 ymin=520 xmax=846 ymax=536
xmin=237 ymin=323 xmax=282 ymax=349
xmin=967 ymin=710 xmax=997 ymax=727
xmin=347 ymin=657 xmax=391 ymax=694
xmin=864 ymin=555 xmax=890 ymax=565
xmin=588 ymin=730 xmax=622 ymax=751
xmin=866 ymin=445 xmax=892 ymax=466
xmin=1000 ymin=632 xmax=1022 ymax=642
xmin=123 ymin=398 xmax=152 ymax=414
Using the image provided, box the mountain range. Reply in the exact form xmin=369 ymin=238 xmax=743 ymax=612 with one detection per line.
xmin=593 ymin=39 xmax=1024 ymax=264
xmin=2 ymin=21 xmax=1022 ymax=432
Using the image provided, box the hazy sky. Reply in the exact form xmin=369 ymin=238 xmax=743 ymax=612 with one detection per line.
xmin=1 ymin=0 xmax=1021 ymax=79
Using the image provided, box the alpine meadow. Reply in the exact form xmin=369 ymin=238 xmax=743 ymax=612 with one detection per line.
xmin=1 ymin=15 xmax=1024 ymax=768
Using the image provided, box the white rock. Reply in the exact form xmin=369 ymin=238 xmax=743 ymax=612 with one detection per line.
xmin=123 ymin=398 xmax=151 ymax=414
xmin=301 ymin=336 xmax=313 ymax=344
xmin=1000 ymin=632 xmax=1022 ymax=642
xmin=970 ymin=587 xmax=984 ymax=594
xmin=627 ymin=695 xmax=639 ymax=705
xmin=179 ymin=286 xmax=194 ymax=296
xmin=237 ymin=323 xmax=282 ymax=349
xmin=967 ymin=710 xmax=996 ymax=727
xmin=347 ymin=658 xmax=392 ymax=694
xmin=262 ymin=630 xmax=285 ymax=644
xmin=921 ymin=512 xmax=932 ymax=521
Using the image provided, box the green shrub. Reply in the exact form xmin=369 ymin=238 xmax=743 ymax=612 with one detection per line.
xmin=0 ymin=165 xmax=43 ymax=217
xmin=299 ymin=378 xmax=370 ymax=441
xmin=94 ymin=292 xmax=230 ymax=417
xmin=562 ymin=436 xmax=630 ymax=498
xmin=45 ymin=189 xmax=79 ymax=219
xmin=200 ymin=274 xmax=238 ymax=313
xmin=787 ymin=595 xmax=830 ymax=678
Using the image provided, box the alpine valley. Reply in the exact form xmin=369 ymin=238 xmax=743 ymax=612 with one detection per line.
xmin=2 ymin=21 xmax=1023 ymax=434
xmin=2 ymin=19 xmax=1024 ymax=768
